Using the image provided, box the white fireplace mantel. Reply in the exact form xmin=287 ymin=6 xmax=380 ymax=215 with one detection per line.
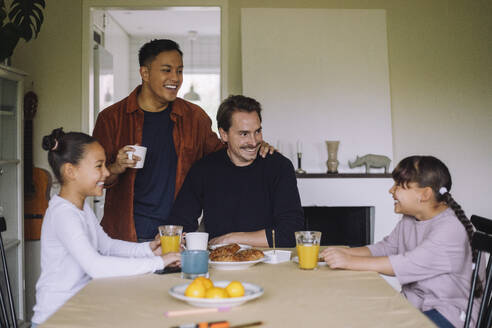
xmin=297 ymin=175 xmax=400 ymax=243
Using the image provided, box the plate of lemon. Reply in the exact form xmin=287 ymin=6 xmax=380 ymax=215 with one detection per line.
xmin=169 ymin=277 xmax=264 ymax=308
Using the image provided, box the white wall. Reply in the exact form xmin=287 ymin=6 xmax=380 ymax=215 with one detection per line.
xmin=105 ymin=13 xmax=130 ymax=102
xmin=242 ymin=9 xmax=393 ymax=174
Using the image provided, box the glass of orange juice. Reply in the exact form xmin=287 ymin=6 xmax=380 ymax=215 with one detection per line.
xmin=295 ymin=231 xmax=322 ymax=270
xmin=158 ymin=225 xmax=183 ymax=254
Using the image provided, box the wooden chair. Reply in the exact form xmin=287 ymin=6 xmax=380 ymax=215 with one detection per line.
xmin=464 ymin=215 xmax=492 ymax=328
xmin=0 ymin=216 xmax=17 ymax=328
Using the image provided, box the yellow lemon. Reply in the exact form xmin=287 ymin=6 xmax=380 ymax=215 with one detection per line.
xmin=205 ymin=287 xmax=228 ymax=299
xmin=184 ymin=281 xmax=206 ymax=298
xmin=194 ymin=277 xmax=213 ymax=289
xmin=225 ymin=281 xmax=245 ymax=298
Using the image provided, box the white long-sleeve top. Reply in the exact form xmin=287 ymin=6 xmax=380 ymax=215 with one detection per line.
xmin=32 ymin=195 xmax=164 ymax=324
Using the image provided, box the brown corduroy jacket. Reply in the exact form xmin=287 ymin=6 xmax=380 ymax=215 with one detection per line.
xmin=93 ymin=86 xmax=223 ymax=241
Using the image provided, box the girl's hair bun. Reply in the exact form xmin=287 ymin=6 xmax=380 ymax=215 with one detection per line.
xmin=42 ymin=127 xmax=65 ymax=152
xmin=42 ymin=128 xmax=95 ymax=185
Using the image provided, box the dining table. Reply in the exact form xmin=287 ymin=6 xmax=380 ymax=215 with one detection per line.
xmin=41 ymin=248 xmax=435 ymax=327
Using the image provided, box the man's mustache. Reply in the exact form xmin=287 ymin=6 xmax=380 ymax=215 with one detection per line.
xmin=240 ymin=142 xmax=261 ymax=150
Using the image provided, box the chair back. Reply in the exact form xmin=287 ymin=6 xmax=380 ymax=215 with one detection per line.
xmin=464 ymin=215 xmax=492 ymax=328
xmin=472 ymin=215 xmax=492 ymax=235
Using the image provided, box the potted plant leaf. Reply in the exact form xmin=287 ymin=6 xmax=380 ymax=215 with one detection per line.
xmin=0 ymin=0 xmax=45 ymax=63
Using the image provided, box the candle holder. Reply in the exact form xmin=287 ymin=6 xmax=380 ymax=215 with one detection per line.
xmin=295 ymin=152 xmax=306 ymax=174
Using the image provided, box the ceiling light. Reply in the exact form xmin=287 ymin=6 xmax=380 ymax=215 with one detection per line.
xmin=183 ymin=30 xmax=200 ymax=102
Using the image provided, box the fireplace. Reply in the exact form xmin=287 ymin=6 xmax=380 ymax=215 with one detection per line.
xmin=303 ymin=206 xmax=373 ymax=247
xmin=297 ymin=176 xmax=402 ymax=291
xmin=296 ymin=175 xmax=398 ymax=244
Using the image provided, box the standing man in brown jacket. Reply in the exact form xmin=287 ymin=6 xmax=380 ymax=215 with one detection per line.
xmin=93 ymin=39 xmax=271 ymax=242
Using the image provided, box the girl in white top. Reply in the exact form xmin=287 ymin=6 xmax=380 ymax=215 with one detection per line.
xmin=31 ymin=128 xmax=181 ymax=325
xmin=320 ymin=156 xmax=483 ymax=328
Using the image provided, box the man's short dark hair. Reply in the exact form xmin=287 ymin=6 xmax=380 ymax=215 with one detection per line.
xmin=138 ymin=39 xmax=183 ymax=67
xmin=216 ymin=95 xmax=262 ymax=132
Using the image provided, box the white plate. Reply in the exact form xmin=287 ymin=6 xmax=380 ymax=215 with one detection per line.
xmin=209 ymin=257 xmax=265 ymax=270
xmin=208 ymin=243 xmax=252 ymax=251
xmin=169 ymin=281 xmax=264 ymax=308
xmin=292 ymin=256 xmax=327 ymax=266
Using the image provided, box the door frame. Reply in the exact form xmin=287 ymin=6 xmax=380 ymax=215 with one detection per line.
xmin=81 ymin=0 xmax=229 ymax=133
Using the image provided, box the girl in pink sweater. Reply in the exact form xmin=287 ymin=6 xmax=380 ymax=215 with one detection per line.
xmin=321 ymin=156 xmax=483 ymax=327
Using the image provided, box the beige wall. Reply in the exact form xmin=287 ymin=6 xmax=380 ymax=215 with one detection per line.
xmin=12 ymin=0 xmax=492 ymax=219
xmin=12 ymin=0 xmax=83 ymax=172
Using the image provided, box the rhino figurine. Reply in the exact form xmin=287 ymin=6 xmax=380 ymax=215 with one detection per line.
xmin=348 ymin=154 xmax=391 ymax=173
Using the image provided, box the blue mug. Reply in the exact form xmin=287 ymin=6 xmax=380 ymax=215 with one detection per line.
xmin=181 ymin=250 xmax=209 ymax=279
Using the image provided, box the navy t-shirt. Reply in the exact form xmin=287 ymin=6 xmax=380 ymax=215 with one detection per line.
xmin=133 ymin=104 xmax=177 ymax=239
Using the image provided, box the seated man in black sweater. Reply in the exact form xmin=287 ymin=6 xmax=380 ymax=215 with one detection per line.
xmin=168 ymin=95 xmax=304 ymax=247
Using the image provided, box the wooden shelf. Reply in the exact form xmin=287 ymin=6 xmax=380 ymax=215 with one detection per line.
xmin=296 ymin=173 xmax=392 ymax=179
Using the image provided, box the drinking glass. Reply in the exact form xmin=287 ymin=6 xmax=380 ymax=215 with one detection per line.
xmin=295 ymin=231 xmax=322 ymax=270
xmin=158 ymin=225 xmax=183 ymax=254
xmin=181 ymin=250 xmax=209 ymax=279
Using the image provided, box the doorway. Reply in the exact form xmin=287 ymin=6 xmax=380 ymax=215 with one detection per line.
xmin=87 ymin=6 xmax=222 ymax=221
xmin=90 ymin=7 xmax=222 ymax=132
xmin=81 ymin=1 xmax=228 ymax=135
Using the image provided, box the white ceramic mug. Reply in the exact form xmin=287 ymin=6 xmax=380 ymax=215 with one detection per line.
xmin=185 ymin=232 xmax=209 ymax=250
xmin=126 ymin=145 xmax=147 ymax=169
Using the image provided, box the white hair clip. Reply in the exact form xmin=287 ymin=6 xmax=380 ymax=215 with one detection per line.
xmin=439 ymin=187 xmax=448 ymax=195
xmin=51 ymin=139 xmax=59 ymax=151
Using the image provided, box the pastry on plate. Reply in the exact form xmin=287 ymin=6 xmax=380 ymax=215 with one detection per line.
xmin=210 ymin=254 xmax=238 ymax=262
xmin=209 ymin=243 xmax=240 ymax=260
xmin=234 ymin=249 xmax=264 ymax=261
xmin=209 ymin=243 xmax=265 ymax=262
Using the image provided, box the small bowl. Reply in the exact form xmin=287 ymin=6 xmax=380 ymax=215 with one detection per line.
xmin=263 ymin=250 xmax=291 ymax=264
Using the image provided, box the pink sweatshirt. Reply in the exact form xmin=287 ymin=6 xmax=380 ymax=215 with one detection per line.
xmin=368 ymin=208 xmax=483 ymax=327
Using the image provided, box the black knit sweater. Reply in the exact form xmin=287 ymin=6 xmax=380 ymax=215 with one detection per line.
xmin=168 ymin=149 xmax=304 ymax=247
